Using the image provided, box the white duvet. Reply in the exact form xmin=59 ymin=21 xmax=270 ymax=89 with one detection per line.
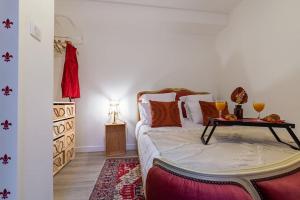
xmin=135 ymin=119 xmax=298 ymax=184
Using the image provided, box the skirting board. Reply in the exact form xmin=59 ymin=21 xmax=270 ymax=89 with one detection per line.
xmin=75 ymin=144 xmax=137 ymax=153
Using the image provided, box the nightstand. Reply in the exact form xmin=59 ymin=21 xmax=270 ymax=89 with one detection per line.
xmin=105 ymin=122 xmax=126 ymax=156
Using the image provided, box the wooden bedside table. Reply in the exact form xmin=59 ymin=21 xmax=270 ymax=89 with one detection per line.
xmin=105 ymin=122 xmax=126 ymax=156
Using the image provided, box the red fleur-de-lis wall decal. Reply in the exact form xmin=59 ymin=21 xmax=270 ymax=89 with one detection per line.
xmin=2 ymin=18 xmax=13 ymax=29
xmin=2 ymin=52 xmax=13 ymax=62
xmin=0 ymin=154 xmax=11 ymax=165
xmin=1 ymin=120 xmax=12 ymax=130
xmin=2 ymin=86 xmax=13 ymax=96
xmin=0 ymin=189 xmax=11 ymax=199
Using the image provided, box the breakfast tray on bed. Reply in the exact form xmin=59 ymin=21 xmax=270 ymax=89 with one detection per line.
xmin=201 ymin=118 xmax=300 ymax=150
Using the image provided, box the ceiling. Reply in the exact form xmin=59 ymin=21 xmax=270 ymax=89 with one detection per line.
xmin=95 ymin=0 xmax=241 ymax=14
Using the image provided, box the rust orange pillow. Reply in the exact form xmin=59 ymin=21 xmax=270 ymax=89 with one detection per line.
xmin=149 ymin=101 xmax=182 ymax=128
xmin=199 ymin=101 xmax=230 ymax=125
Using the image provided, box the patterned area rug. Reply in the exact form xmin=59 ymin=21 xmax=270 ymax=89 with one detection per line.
xmin=89 ymin=157 xmax=145 ymax=200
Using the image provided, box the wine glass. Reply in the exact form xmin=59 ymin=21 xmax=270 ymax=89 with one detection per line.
xmin=253 ymin=102 xmax=265 ymax=119
xmin=215 ymin=101 xmax=226 ymax=119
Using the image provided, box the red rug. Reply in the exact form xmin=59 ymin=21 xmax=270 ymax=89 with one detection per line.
xmin=89 ymin=157 xmax=145 ymax=200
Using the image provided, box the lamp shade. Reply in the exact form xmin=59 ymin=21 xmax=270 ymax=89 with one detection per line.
xmin=108 ymin=100 xmax=120 ymax=123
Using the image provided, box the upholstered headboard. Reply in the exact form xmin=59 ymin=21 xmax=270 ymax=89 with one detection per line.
xmin=137 ymin=88 xmax=210 ymax=120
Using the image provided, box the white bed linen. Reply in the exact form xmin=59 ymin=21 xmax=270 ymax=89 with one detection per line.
xmin=135 ymin=119 xmax=203 ymax=183
xmin=135 ymin=120 xmax=298 ymax=185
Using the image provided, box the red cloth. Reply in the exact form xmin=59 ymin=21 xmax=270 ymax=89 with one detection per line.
xmin=61 ymin=43 xmax=80 ymax=98
xmin=146 ymin=166 xmax=253 ymax=200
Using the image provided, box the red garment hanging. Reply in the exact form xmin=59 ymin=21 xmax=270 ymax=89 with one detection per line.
xmin=61 ymin=43 xmax=80 ymax=99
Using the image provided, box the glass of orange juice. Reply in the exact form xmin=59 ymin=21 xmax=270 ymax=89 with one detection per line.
xmin=253 ymin=102 xmax=265 ymax=119
xmin=215 ymin=101 xmax=226 ymax=119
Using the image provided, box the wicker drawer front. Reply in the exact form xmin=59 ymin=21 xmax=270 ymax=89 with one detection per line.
xmin=53 ymin=152 xmax=64 ymax=175
xmin=53 ymin=136 xmax=65 ymax=157
xmin=53 ymin=105 xmax=66 ymax=121
xmin=65 ymin=147 xmax=75 ymax=163
xmin=65 ymin=131 xmax=75 ymax=149
xmin=65 ymin=118 xmax=75 ymax=133
xmin=65 ymin=105 xmax=75 ymax=118
xmin=53 ymin=121 xmax=66 ymax=139
xmin=52 ymin=103 xmax=76 ymax=176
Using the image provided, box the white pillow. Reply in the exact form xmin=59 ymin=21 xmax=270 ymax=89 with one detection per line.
xmin=138 ymin=101 xmax=184 ymax=126
xmin=140 ymin=92 xmax=176 ymax=103
xmin=185 ymin=94 xmax=214 ymax=124
xmin=179 ymin=94 xmax=213 ymax=120
xmin=185 ymin=94 xmax=213 ymax=102
xmin=186 ymin=101 xmax=203 ymax=124
xmin=179 ymin=96 xmax=187 ymax=102
xmin=179 ymin=97 xmax=191 ymax=119
xmin=177 ymin=101 xmax=184 ymax=125
xmin=138 ymin=103 xmax=151 ymax=125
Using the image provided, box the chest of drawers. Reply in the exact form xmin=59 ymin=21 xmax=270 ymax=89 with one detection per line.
xmin=53 ymin=102 xmax=76 ymax=175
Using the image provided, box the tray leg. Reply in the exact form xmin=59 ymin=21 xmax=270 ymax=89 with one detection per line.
xmin=286 ymin=127 xmax=300 ymax=150
xmin=201 ymin=121 xmax=210 ymax=144
xmin=203 ymin=125 xmax=217 ymax=145
xmin=269 ymin=127 xmax=300 ymax=150
xmin=268 ymin=127 xmax=282 ymax=142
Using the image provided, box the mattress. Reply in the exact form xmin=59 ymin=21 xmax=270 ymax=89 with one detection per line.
xmin=135 ymin=119 xmax=299 ymax=184
xmin=136 ymin=119 xmax=202 ymax=183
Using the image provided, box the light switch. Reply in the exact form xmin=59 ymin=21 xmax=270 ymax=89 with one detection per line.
xmin=30 ymin=22 xmax=42 ymax=42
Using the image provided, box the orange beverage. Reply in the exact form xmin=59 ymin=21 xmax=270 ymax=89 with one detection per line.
xmin=215 ymin=101 xmax=226 ymax=111
xmin=253 ymin=102 xmax=265 ymax=119
xmin=215 ymin=101 xmax=226 ymax=118
xmin=253 ymin=102 xmax=265 ymax=112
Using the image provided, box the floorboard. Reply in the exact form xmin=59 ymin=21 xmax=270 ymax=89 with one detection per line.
xmin=54 ymin=151 xmax=138 ymax=200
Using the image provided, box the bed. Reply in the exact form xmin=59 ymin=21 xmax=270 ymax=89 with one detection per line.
xmin=136 ymin=88 xmax=300 ymax=200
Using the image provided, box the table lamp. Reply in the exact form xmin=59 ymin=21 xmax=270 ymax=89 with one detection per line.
xmin=108 ymin=100 xmax=120 ymax=124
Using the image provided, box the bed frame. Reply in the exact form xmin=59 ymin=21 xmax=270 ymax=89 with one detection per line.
xmin=137 ymin=88 xmax=209 ymax=120
xmin=147 ymin=156 xmax=300 ymax=200
xmin=136 ymin=88 xmax=300 ymax=200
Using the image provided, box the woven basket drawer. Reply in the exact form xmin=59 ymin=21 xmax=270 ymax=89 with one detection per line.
xmin=53 ymin=152 xmax=64 ymax=175
xmin=65 ymin=118 xmax=75 ymax=133
xmin=53 ymin=105 xmax=66 ymax=121
xmin=65 ymin=147 xmax=75 ymax=163
xmin=53 ymin=120 xmax=66 ymax=139
xmin=65 ymin=104 xmax=75 ymax=118
xmin=53 ymin=136 xmax=65 ymax=157
xmin=65 ymin=131 xmax=75 ymax=149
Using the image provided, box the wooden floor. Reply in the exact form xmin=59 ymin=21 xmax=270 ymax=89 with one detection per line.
xmin=54 ymin=151 xmax=138 ymax=200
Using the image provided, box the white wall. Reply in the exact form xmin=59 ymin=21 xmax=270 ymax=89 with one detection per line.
xmin=216 ymin=0 xmax=300 ymax=134
xmin=54 ymin=0 xmax=223 ymax=152
xmin=18 ymin=0 xmax=54 ymax=199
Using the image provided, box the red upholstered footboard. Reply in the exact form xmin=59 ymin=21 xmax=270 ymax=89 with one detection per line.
xmin=146 ymin=166 xmax=253 ymax=200
xmin=252 ymin=169 xmax=300 ymax=200
xmin=146 ymin=165 xmax=300 ymax=200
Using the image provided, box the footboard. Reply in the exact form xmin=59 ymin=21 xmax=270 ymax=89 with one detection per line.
xmin=146 ymin=156 xmax=300 ymax=200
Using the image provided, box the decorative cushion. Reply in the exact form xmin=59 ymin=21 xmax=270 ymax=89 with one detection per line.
xmin=146 ymin=166 xmax=253 ymax=200
xmin=253 ymin=170 xmax=300 ymax=200
xmin=150 ymin=101 xmax=182 ymax=128
xmin=200 ymin=101 xmax=229 ymax=125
